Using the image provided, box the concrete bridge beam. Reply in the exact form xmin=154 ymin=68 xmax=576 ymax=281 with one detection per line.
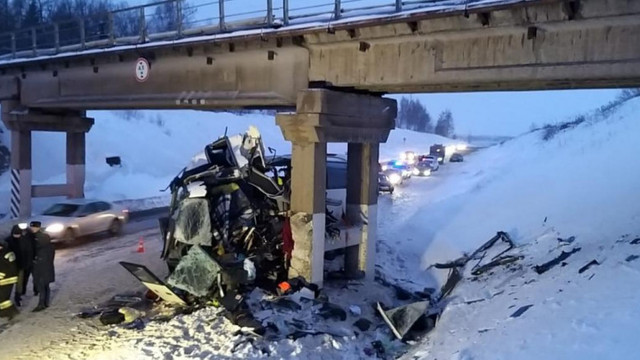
xmin=2 ymin=102 xmax=94 ymax=218
xmin=277 ymin=89 xmax=396 ymax=286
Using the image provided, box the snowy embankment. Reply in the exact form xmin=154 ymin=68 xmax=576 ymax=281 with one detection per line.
xmin=0 ymin=109 xmax=459 ymax=216
xmin=382 ymin=96 xmax=640 ymax=359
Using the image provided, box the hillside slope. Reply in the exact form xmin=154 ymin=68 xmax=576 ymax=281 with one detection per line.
xmin=376 ymin=96 xmax=640 ymax=359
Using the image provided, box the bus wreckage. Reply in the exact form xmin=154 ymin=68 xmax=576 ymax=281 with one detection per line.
xmin=122 ymin=126 xmax=326 ymax=331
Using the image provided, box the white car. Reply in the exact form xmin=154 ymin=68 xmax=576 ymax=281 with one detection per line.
xmin=424 ymin=156 xmax=440 ymax=171
xmin=24 ymin=199 xmax=129 ymax=242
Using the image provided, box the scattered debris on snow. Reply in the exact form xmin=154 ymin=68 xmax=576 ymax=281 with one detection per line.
xmin=534 ymin=247 xmax=582 ymax=274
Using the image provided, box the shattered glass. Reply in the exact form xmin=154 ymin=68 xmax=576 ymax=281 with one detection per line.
xmin=174 ymin=198 xmax=212 ymax=246
xmin=166 ymin=245 xmax=222 ymax=297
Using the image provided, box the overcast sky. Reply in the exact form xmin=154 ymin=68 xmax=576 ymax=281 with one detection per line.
xmin=391 ymin=89 xmax=620 ymax=136
xmin=132 ymin=1 xmax=623 ymax=136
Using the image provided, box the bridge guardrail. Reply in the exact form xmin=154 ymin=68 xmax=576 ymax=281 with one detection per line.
xmin=0 ymin=0 xmax=471 ymax=62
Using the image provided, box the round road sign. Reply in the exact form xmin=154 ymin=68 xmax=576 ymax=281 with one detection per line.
xmin=135 ymin=58 xmax=150 ymax=82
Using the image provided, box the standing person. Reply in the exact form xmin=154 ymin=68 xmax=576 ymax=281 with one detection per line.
xmin=30 ymin=221 xmax=55 ymax=312
xmin=5 ymin=225 xmax=35 ymax=307
xmin=0 ymin=240 xmax=19 ymax=320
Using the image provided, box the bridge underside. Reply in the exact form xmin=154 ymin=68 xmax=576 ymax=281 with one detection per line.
xmin=307 ymin=0 xmax=640 ymax=93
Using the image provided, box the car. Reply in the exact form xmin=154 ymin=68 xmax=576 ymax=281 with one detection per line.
xmin=382 ymin=168 xmax=404 ymax=186
xmin=423 ymin=156 xmax=440 ymax=171
xmin=23 ymin=199 xmax=129 ymax=242
xmin=397 ymin=164 xmax=413 ymax=179
xmin=450 ymin=153 xmax=464 ymax=162
xmin=378 ymin=172 xmax=395 ymax=193
xmin=381 ymin=160 xmax=412 ymax=179
xmin=413 ymin=160 xmax=432 ymax=177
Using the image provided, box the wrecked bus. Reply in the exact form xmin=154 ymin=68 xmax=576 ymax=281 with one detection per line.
xmin=149 ymin=128 xmax=362 ymax=328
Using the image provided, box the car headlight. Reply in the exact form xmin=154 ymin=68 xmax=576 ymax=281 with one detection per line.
xmin=45 ymin=223 xmax=64 ymax=233
xmin=412 ymin=168 xmax=420 ymax=175
xmin=438 ymin=157 xmax=443 ymax=162
xmin=388 ymin=173 xmax=401 ymax=185
xmin=423 ymin=170 xmax=431 ymax=176
xmin=382 ymin=165 xmax=388 ymax=171
xmin=18 ymin=223 xmax=27 ymax=230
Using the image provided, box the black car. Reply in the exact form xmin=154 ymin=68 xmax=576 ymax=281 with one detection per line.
xmin=378 ymin=172 xmax=395 ymax=193
xmin=414 ymin=161 xmax=432 ymax=176
xmin=450 ymin=153 xmax=464 ymax=162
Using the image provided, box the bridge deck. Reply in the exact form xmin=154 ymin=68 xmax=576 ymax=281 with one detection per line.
xmin=0 ymin=0 xmax=523 ymax=66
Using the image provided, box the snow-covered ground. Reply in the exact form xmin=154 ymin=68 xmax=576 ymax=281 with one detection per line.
xmin=1 ymin=96 xmax=639 ymax=359
xmin=0 ymin=108 xmax=459 ymax=216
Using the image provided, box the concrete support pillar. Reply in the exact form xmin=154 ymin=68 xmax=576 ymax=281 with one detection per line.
xmin=66 ymin=132 xmax=86 ymax=198
xmin=2 ymin=104 xmax=94 ymax=215
xmin=288 ymin=142 xmax=327 ymax=285
xmin=2 ymin=100 xmax=31 ymax=218
xmin=345 ymin=142 xmax=379 ymax=280
xmin=9 ymin=129 xmax=32 ymax=218
xmin=277 ymin=88 xmax=396 ymax=287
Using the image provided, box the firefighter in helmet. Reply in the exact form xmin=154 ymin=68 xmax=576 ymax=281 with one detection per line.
xmin=0 ymin=239 xmax=19 ymax=320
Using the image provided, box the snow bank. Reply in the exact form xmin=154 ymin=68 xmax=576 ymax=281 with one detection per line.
xmin=386 ymin=97 xmax=640 ymax=287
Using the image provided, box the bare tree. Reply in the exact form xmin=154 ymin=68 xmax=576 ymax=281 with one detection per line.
xmin=435 ymin=110 xmax=455 ymax=138
xmin=396 ymin=96 xmax=433 ymax=133
xmin=149 ymin=0 xmax=195 ymax=33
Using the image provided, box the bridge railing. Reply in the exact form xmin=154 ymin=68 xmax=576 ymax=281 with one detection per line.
xmin=0 ymin=0 xmax=462 ymax=61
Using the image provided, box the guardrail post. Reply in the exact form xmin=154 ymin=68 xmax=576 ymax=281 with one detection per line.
xmin=218 ymin=0 xmax=225 ymax=31
xmin=139 ymin=7 xmax=146 ymax=42
xmin=54 ymin=23 xmax=60 ymax=52
xmin=31 ymin=28 xmax=37 ymax=56
xmin=395 ymin=0 xmax=402 ymax=12
xmin=334 ymin=0 xmax=341 ymax=19
xmin=10 ymin=33 xmax=16 ymax=58
xmin=108 ymin=13 xmax=115 ymax=45
xmin=79 ymin=19 xmax=86 ymax=49
xmin=283 ymin=0 xmax=289 ymax=25
xmin=267 ymin=0 xmax=273 ymax=26
xmin=176 ymin=0 xmax=183 ymax=36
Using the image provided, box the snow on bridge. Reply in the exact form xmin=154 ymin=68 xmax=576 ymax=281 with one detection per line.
xmin=0 ymin=0 xmax=526 ymax=65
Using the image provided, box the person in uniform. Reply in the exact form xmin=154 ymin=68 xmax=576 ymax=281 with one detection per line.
xmin=5 ymin=225 xmax=34 ymax=307
xmin=0 ymin=240 xmax=19 ymax=320
xmin=30 ymin=221 xmax=55 ymax=312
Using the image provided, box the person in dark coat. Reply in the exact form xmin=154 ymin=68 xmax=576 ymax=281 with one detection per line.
xmin=5 ymin=224 xmax=35 ymax=306
xmin=30 ymin=221 xmax=55 ymax=312
xmin=0 ymin=240 xmax=19 ymax=320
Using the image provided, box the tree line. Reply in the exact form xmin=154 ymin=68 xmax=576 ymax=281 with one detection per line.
xmin=396 ymin=97 xmax=456 ymax=138
xmin=0 ymin=0 xmax=193 ymax=51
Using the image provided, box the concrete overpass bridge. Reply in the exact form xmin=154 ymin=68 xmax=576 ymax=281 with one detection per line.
xmin=0 ymin=0 xmax=638 ymax=285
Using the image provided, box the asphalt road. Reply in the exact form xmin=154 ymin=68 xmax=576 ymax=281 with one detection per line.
xmin=125 ymin=207 xmax=168 ymax=235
